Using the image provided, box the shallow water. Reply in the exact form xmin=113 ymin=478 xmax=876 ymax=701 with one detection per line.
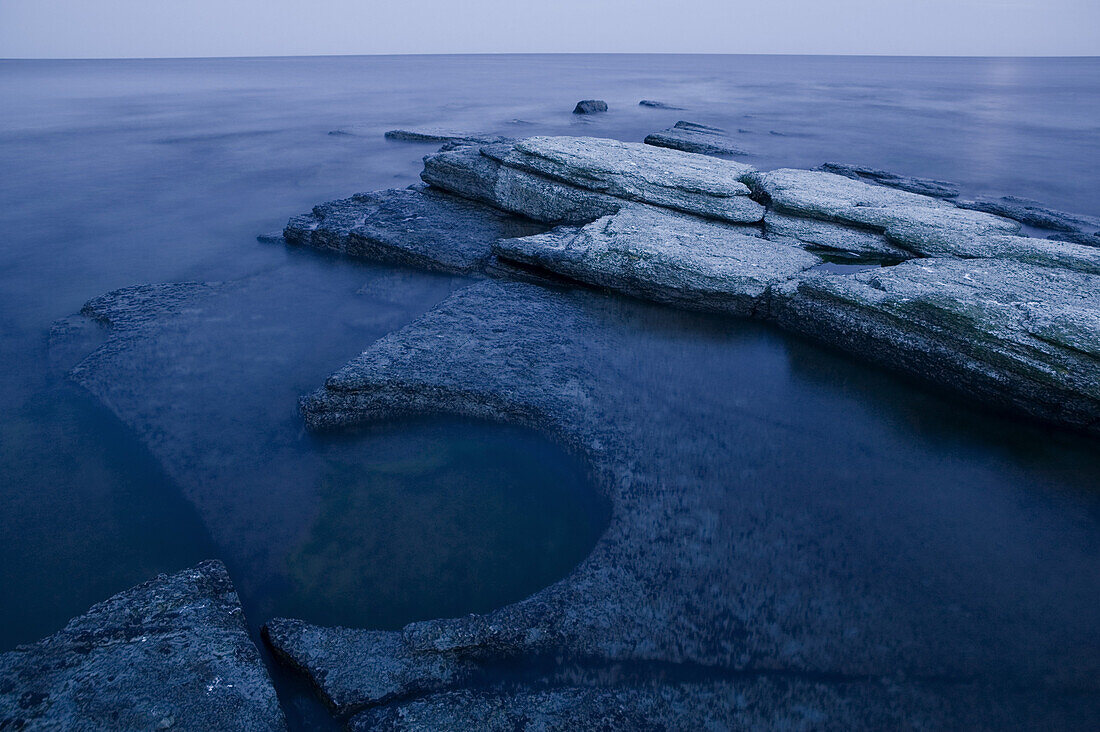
xmin=1 ymin=54 xmax=1099 ymax=727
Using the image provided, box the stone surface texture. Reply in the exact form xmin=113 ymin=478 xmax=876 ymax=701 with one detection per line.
xmin=820 ymin=162 xmax=960 ymax=198
xmin=643 ymin=120 xmax=749 ymax=156
xmin=958 ymin=195 xmax=1100 ymax=232
xmin=0 ymin=561 xmax=285 ymax=732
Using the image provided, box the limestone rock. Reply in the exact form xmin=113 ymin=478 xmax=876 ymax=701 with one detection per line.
xmin=0 ymin=561 xmax=285 ymax=731
xmin=494 ymin=204 xmax=818 ymax=315
xmin=958 ymin=195 xmax=1100 ymax=232
xmin=820 ymin=162 xmax=960 ymax=198
xmin=572 ymin=100 xmax=608 ymax=114
xmin=773 ymin=257 xmax=1100 ymax=434
xmin=644 ymin=120 xmax=749 ymax=157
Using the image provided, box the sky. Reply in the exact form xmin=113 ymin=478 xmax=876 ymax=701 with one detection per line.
xmin=1 ymin=0 xmax=1098 ymax=59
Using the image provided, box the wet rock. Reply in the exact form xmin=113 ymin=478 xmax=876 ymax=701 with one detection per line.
xmin=494 ymin=204 xmax=817 ymax=315
xmin=773 ymin=258 xmax=1100 ymax=434
xmin=958 ymin=195 xmax=1100 ymax=232
xmin=256 ymin=231 xmax=285 ymax=244
xmin=422 ymin=144 xmax=622 ymax=225
xmin=638 ymin=100 xmax=684 ymax=110
xmin=644 ymin=120 xmax=749 ymax=156
xmin=384 ymin=128 xmax=510 ymax=146
xmin=283 ymin=186 xmax=544 ymax=273
xmin=0 ymin=561 xmax=285 ymax=731
xmin=486 ymin=136 xmax=763 ymax=223
xmin=1048 ymin=231 xmax=1100 ymax=247
xmin=271 ymin=280 xmax=1099 ymax=726
xmin=763 ymin=210 xmax=910 ymax=259
xmin=572 ymin=100 xmax=608 ymax=114
xmin=820 ymin=162 xmax=960 ymax=198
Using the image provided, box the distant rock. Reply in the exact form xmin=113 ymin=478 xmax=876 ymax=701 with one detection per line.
xmin=494 ymin=204 xmax=818 ymax=315
xmin=572 ymin=100 xmax=608 ymax=114
xmin=384 ymin=128 xmax=510 ymax=146
xmin=638 ymin=100 xmax=684 ymax=110
xmin=256 ymin=231 xmax=284 ymax=244
xmin=820 ymin=162 xmax=960 ymax=198
xmin=0 ymin=561 xmax=285 ymax=731
xmin=773 ymin=258 xmax=1100 ymax=434
xmin=957 ymin=195 xmax=1100 ymax=232
xmin=644 ymin=120 xmax=749 ymax=157
xmin=283 ymin=186 xmax=544 ymax=273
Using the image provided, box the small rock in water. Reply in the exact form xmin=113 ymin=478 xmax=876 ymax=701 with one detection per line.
xmin=957 ymin=195 xmax=1100 ymax=233
xmin=572 ymin=99 xmax=608 ymax=114
xmin=638 ymin=100 xmax=684 ymax=110
xmin=820 ymin=162 xmax=960 ymax=198
xmin=384 ymin=128 xmax=510 ymax=146
xmin=644 ymin=120 xmax=749 ymax=156
xmin=256 ymin=231 xmax=285 ymax=244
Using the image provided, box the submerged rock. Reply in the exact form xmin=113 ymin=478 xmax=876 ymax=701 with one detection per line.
xmin=644 ymin=120 xmax=749 ymax=156
xmin=820 ymin=162 xmax=960 ymax=198
xmin=283 ymin=186 xmax=544 ymax=273
xmin=270 ymin=280 xmax=1100 ymax=728
xmin=494 ymin=204 xmax=817 ymax=315
xmin=0 ymin=561 xmax=285 ymax=731
xmin=958 ymin=195 xmax=1100 ymax=232
xmin=572 ymin=99 xmax=608 ymax=114
xmin=486 ymin=136 xmax=763 ymax=223
xmin=773 ymin=258 xmax=1100 ymax=434
xmin=383 ymin=128 xmax=510 ymax=146
xmin=638 ymin=99 xmax=684 ymax=110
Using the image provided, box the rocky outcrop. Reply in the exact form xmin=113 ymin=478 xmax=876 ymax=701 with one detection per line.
xmin=644 ymin=120 xmax=749 ymax=156
xmin=772 ymin=258 xmax=1100 ymax=434
xmin=270 ymin=279 xmax=1100 ymax=729
xmin=494 ymin=204 xmax=818 ymax=315
xmin=282 ymin=186 xmax=544 ymax=273
xmin=0 ymin=561 xmax=285 ymax=731
xmin=820 ymin=162 xmax=960 ymax=198
xmin=572 ymin=100 xmax=608 ymax=114
xmin=958 ymin=195 xmax=1100 ymax=233
xmin=425 ymin=136 xmax=764 ymax=224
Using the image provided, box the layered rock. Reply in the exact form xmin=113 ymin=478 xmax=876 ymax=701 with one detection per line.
xmin=0 ymin=561 xmax=285 ymax=731
xmin=763 ymin=210 xmax=909 ymax=260
xmin=283 ymin=186 xmax=544 ymax=273
xmin=644 ymin=120 xmax=749 ymax=156
xmin=820 ymin=162 xmax=960 ymax=198
xmin=494 ymin=204 xmax=818 ymax=315
xmin=772 ymin=258 xmax=1100 ymax=434
xmin=270 ymin=280 xmax=1100 ymax=729
xmin=958 ymin=194 xmax=1100 ymax=233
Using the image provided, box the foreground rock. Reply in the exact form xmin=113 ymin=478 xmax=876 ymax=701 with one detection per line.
xmin=0 ymin=561 xmax=285 ymax=731
xmin=283 ymin=186 xmax=544 ymax=273
xmin=644 ymin=120 xmax=748 ymax=156
xmin=820 ymin=162 xmax=960 ymax=198
xmin=494 ymin=204 xmax=818 ymax=315
xmin=763 ymin=210 xmax=910 ymax=260
xmin=773 ymin=258 xmax=1100 ymax=434
xmin=572 ymin=100 xmax=607 ymax=114
xmin=958 ymin=195 xmax=1100 ymax=232
xmin=423 ymin=136 xmax=764 ymax=225
xmin=270 ymin=280 xmax=1099 ymax=728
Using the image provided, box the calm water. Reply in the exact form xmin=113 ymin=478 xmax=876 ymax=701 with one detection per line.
xmin=1 ymin=55 xmax=1099 ymax=726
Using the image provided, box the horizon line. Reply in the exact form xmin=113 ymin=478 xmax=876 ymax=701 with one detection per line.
xmin=3 ymin=51 xmax=1099 ymax=62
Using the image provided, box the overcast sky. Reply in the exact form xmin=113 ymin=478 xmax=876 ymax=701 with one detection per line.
xmin=2 ymin=0 xmax=1098 ymax=59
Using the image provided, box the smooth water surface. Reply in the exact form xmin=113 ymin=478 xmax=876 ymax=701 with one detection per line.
xmin=1 ymin=54 xmax=1098 ymax=726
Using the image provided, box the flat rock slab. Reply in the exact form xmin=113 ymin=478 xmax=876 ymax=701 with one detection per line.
xmin=487 ymin=136 xmax=763 ymax=223
xmin=774 ymin=257 xmax=1100 ymax=434
xmin=268 ymin=280 xmax=1100 ymax=728
xmin=763 ymin=210 xmax=910 ymax=260
xmin=0 ymin=561 xmax=285 ymax=731
xmin=283 ymin=187 xmax=544 ymax=273
xmin=494 ymin=204 xmax=818 ymax=315
xmin=638 ymin=99 xmax=684 ymax=110
xmin=644 ymin=120 xmax=749 ymax=157
xmin=383 ymin=128 xmax=511 ymax=146
xmin=958 ymin=195 xmax=1100 ymax=233
xmin=820 ymin=162 xmax=960 ymax=198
